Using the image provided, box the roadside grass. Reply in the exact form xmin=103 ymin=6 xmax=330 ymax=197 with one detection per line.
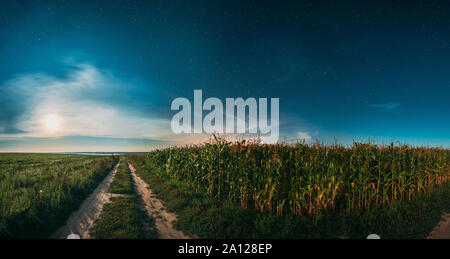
xmin=109 ymin=160 xmax=134 ymax=195
xmin=91 ymin=158 xmax=157 ymax=239
xmin=90 ymin=196 xmax=149 ymax=239
xmin=128 ymin=155 xmax=450 ymax=239
xmin=0 ymin=154 xmax=119 ymax=238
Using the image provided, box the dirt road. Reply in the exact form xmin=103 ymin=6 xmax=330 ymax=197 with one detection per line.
xmin=51 ymin=161 xmax=121 ymax=239
xmin=428 ymin=212 xmax=450 ymax=239
xmin=128 ymin=163 xmax=190 ymax=239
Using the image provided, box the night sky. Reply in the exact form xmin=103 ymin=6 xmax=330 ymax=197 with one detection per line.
xmin=0 ymin=0 xmax=449 ymax=151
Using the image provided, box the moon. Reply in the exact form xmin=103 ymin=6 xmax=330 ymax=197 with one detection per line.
xmin=44 ymin=114 xmax=61 ymax=132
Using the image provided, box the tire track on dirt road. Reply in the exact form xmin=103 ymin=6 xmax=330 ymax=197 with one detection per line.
xmin=428 ymin=212 xmax=450 ymax=239
xmin=128 ymin=163 xmax=190 ymax=239
xmin=51 ymin=160 xmax=121 ymax=239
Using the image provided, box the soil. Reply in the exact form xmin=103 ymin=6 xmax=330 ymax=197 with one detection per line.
xmin=51 ymin=161 xmax=121 ymax=239
xmin=128 ymin=163 xmax=190 ymax=239
xmin=428 ymin=212 xmax=450 ymax=239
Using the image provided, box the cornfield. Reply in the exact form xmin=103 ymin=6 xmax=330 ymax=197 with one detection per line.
xmin=146 ymin=138 xmax=450 ymax=216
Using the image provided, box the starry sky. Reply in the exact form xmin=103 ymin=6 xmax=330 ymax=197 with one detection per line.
xmin=0 ymin=0 xmax=449 ymax=152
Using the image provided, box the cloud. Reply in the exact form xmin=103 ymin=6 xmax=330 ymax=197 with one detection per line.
xmin=0 ymin=63 xmax=173 ymax=140
xmin=369 ymin=102 xmax=400 ymax=111
xmin=0 ymin=62 xmax=305 ymax=149
xmin=297 ymin=131 xmax=312 ymax=143
xmin=0 ymin=136 xmax=168 ymax=153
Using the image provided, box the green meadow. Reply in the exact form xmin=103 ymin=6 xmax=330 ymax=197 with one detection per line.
xmin=0 ymin=153 xmax=118 ymax=238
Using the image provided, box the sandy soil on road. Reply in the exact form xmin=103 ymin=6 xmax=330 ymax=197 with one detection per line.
xmin=428 ymin=212 xmax=450 ymax=239
xmin=51 ymin=161 xmax=121 ymax=239
xmin=128 ymin=163 xmax=190 ymax=239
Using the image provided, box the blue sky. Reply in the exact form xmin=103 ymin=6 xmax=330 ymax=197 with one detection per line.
xmin=0 ymin=0 xmax=449 ymax=152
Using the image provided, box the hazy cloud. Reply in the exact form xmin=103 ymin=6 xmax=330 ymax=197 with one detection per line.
xmin=0 ymin=63 xmax=173 ymax=140
xmin=297 ymin=131 xmax=313 ymax=143
xmin=0 ymin=62 xmax=312 ymax=150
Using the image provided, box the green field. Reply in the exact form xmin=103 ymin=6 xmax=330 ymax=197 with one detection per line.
xmin=0 ymin=153 xmax=118 ymax=238
xmin=127 ymin=139 xmax=450 ymax=238
xmin=0 ymin=139 xmax=449 ymax=239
